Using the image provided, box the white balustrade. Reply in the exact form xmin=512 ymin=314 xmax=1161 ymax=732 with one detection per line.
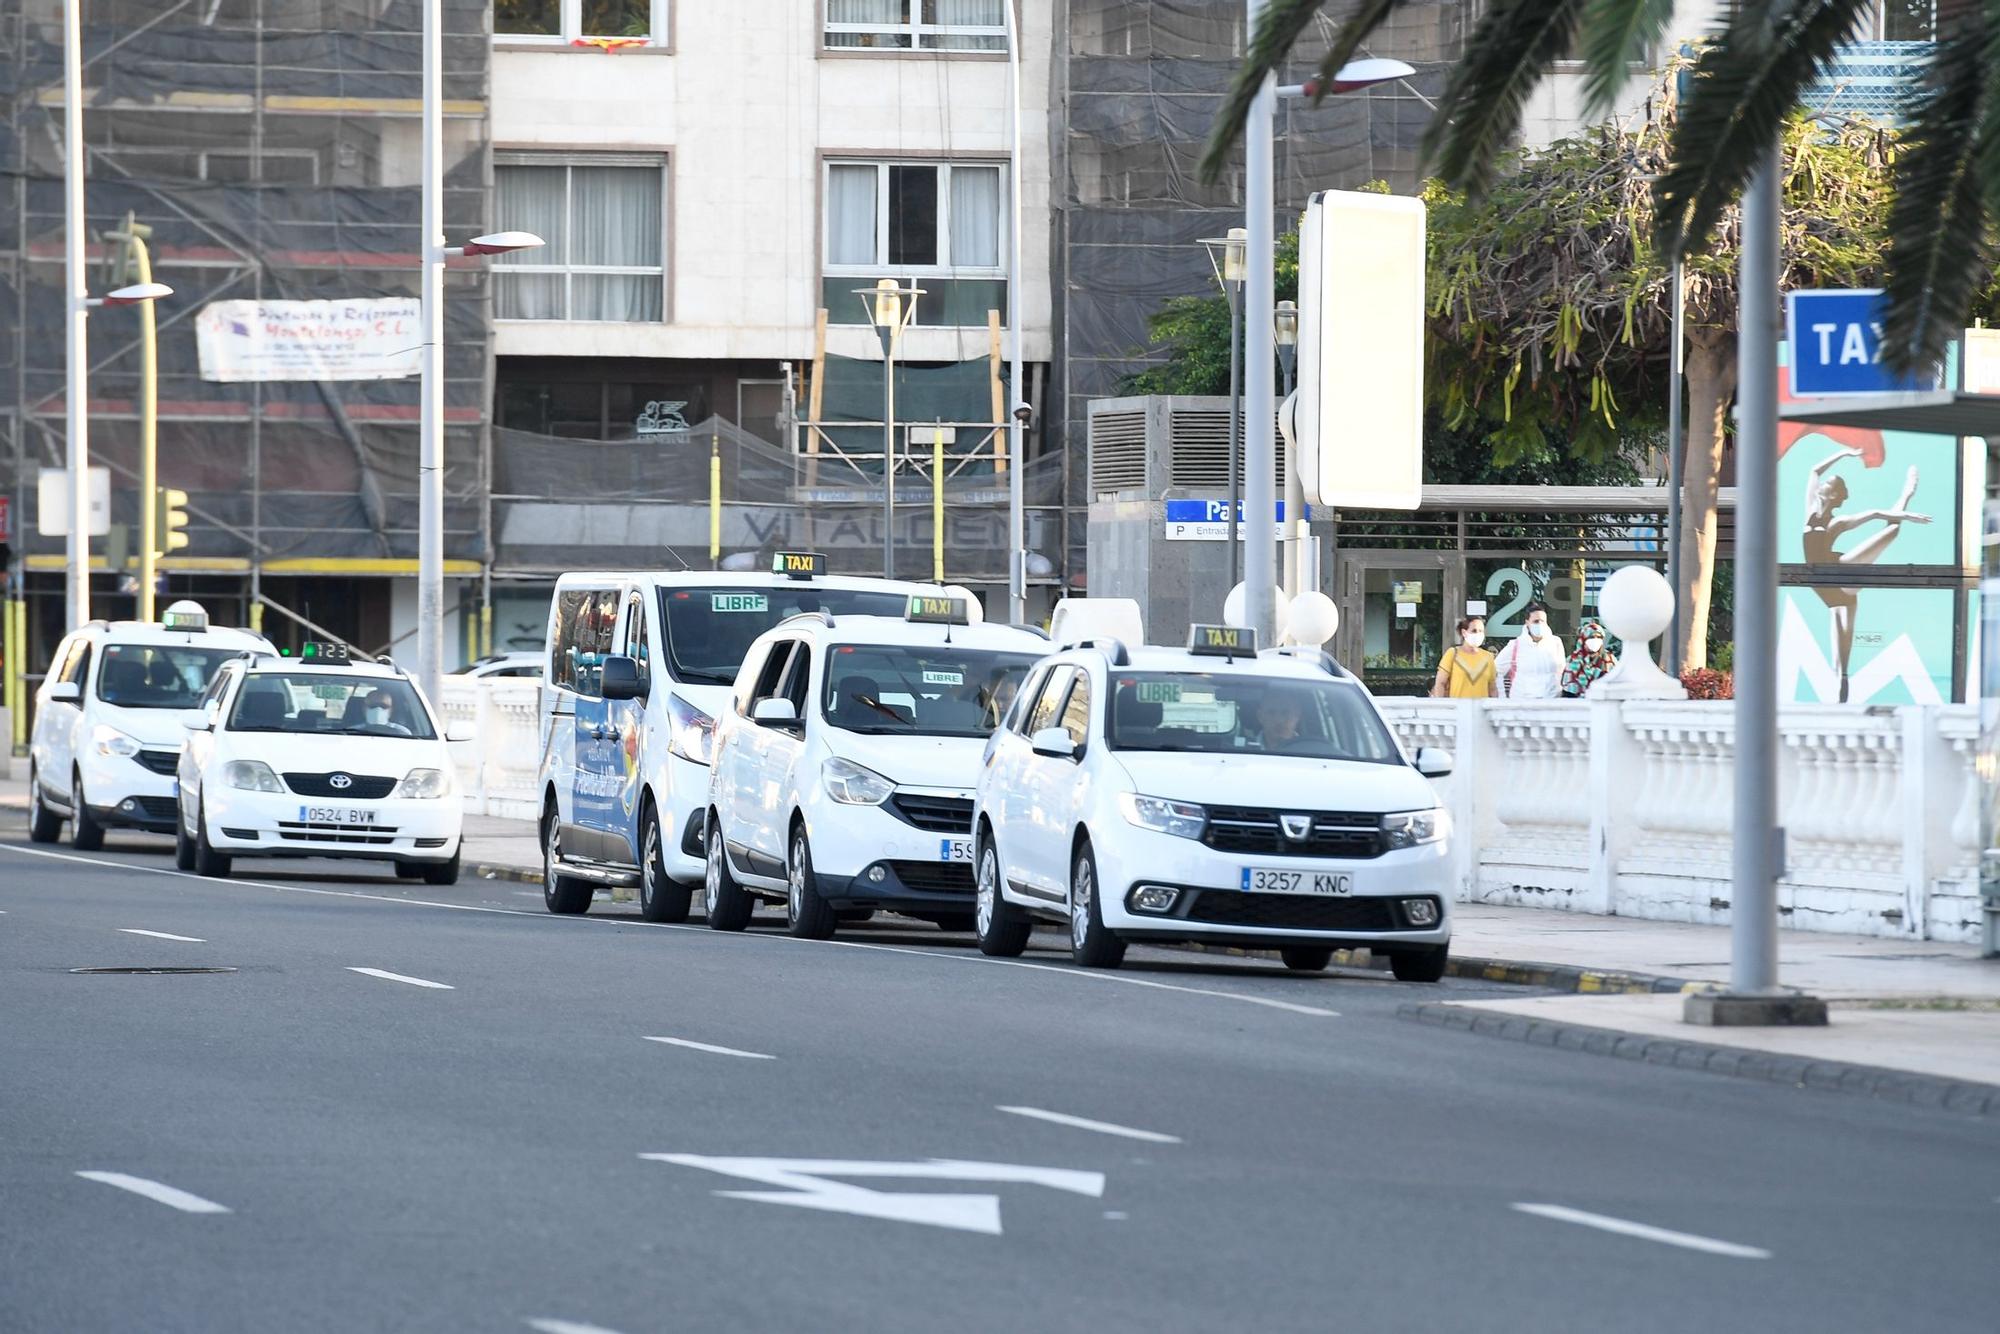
xmin=445 ymin=678 xmax=547 ymax=821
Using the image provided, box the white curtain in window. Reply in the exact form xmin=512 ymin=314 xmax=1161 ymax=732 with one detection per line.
xmin=571 ymin=166 xmax=662 ymax=321
xmin=495 ymin=165 xmax=567 ymax=319
xmin=931 ymin=0 xmax=1002 ymax=25
xmin=828 ymin=164 xmax=879 ymax=267
xmin=948 ymin=165 xmax=1001 ymax=269
xmin=829 ymin=0 xmax=905 ymax=22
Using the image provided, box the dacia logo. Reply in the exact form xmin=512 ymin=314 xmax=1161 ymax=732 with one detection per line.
xmin=1280 ymin=814 xmax=1312 ymax=841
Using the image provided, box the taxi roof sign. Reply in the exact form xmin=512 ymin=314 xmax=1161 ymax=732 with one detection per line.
xmin=1188 ymin=624 xmax=1256 ymax=657
xmin=161 ymin=600 xmax=209 ymax=633
xmin=906 ymin=594 xmax=970 ymax=625
xmin=772 ymin=551 xmax=827 ymax=580
xmin=299 ymin=640 xmax=350 ymax=664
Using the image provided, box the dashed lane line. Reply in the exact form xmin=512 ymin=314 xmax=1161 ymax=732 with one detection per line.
xmin=643 ymin=1035 xmax=776 ymax=1060
xmin=76 ymin=1171 xmax=232 ymax=1215
xmin=1511 ymin=1203 xmax=1770 ymax=1259
xmin=996 ymin=1105 xmax=1182 ymax=1144
xmin=118 ymin=928 xmax=206 ymax=943
xmin=346 ymin=966 xmax=454 ymax=990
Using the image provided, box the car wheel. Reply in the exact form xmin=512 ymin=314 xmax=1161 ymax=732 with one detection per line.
xmin=395 ymin=862 xmax=425 ymax=880
xmin=192 ymin=800 xmax=231 ymax=879
xmin=784 ymin=824 xmax=837 ymax=939
xmin=836 ymin=909 xmax=877 ymax=924
xmin=173 ymin=804 xmax=197 ymax=871
xmin=1390 ymin=944 xmax=1449 ymax=983
xmin=421 ymin=852 xmax=461 ymax=886
xmin=974 ymin=836 xmax=1030 ymax=958
xmin=1068 ymin=841 xmax=1125 ymax=969
xmin=930 ymin=913 xmax=976 ymax=934
xmin=541 ymin=806 xmax=593 ymax=915
xmin=703 ymin=809 xmax=753 ymax=932
xmin=26 ymin=768 xmax=62 ymax=844
xmin=69 ymin=769 xmax=104 ymax=852
xmin=638 ymin=801 xmax=692 ymax=924
xmin=1280 ymin=946 xmax=1335 ymax=973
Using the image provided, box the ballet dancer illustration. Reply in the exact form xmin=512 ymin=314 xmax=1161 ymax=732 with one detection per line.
xmin=1801 ymin=445 xmax=1930 ymax=703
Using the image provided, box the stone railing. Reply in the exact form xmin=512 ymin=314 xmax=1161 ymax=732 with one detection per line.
xmin=1373 ymin=698 xmax=1987 ymax=944
xmin=440 ymin=678 xmax=546 ymax=821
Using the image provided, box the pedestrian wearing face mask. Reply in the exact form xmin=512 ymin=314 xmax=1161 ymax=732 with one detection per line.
xmin=1561 ymin=619 xmax=1618 ymax=698
xmin=1493 ymin=602 xmax=1567 ymax=699
xmin=1431 ymin=616 xmax=1498 ymax=699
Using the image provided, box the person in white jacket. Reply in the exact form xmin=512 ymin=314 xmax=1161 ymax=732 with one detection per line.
xmin=1494 ymin=602 xmax=1567 ymax=699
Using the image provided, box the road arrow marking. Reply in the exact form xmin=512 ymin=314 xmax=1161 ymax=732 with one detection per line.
xmin=641 ymin=1155 xmax=1106 ymax=1236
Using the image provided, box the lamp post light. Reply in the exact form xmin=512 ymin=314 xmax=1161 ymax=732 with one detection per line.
xmin=1273 ymin=298 xmax=1300 ymax=595
xmin=1199 ymin=227 xmax=1248 ymax=589
xmin=856 ymin=278 xmax=923 ymax=580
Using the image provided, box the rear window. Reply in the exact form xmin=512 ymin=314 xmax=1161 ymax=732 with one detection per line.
xmin=95 ymin=644 xmax=240 ymax=710
xmin=659 ymin=585 xmax=915 ymax=686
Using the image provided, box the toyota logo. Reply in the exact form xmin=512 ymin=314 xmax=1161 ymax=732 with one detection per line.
xmin=1280 ymin=814 xmax=1312 ymax=841
xmin=328 ymin=773 xmax=353 ymax=791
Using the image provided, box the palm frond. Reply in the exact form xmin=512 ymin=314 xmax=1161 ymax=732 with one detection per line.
xmin=1880 ymin=3 xmax=1996 ymax=376
xmin=1579 ymin=0 xmax=1676 ymax=116
xmin=1199 ymin=0 xmax=1360 ymax=185
xmin=1653 ymin=0 xmax=1874 ymax=258
xmin=1312 ymin=0 xmax=1420 ymax=96
xmin=1422 ymin=0 xmax=1588 ymax=196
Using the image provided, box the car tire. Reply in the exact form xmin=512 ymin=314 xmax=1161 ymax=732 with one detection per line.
xmin=27 ymin=769 xmax=63 ymax=844
xmin=974 ymin=836 xmax=1030 ymax=958
xmin=69 ymin=770 xmax=104 ymax=852
xmin=836 ymin=909 xmax=877 ymax=924
xmin=541 ymin=806 xmax=593 ymax=915
xmin=1280 ymin=946 xmax=1335 ymax=973
xmin=395 ymin=862 xmax=425 ymax=880
xmin=1390 ymin=944 xmax=1449 ymax=984
xmin=785 ymin=824 xmax=837 ymax=940
xmin=703 ymin=810 xmax=754 ymax=932
xmin=638 ymin=801 xmax=693 ymax=924
xmin=1068 ymin=841 xmax=1125 ymax=969
xmin=173 ymin=805 xmax=197 ymax=872
xmin=422 ymin=852 xmax=461 ymax=887
xmin=192 ymin=800 xmax=231 ymax=879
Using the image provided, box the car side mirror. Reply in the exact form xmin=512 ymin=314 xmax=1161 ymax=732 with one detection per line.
xmin=600 ymin=654 xmax=643 ymax=701
xmin=1030 ymin=727 xmax=1078 ymax=760
xmin=1415 ymin=746 xmax=1454 ymax=779
xmin=446 ymin=724 xmax=475 ymax=744
xmin=46 ymin=681 xmax=80 ymax=704
xmin=752 ymin=697 xmax=799 ymax=726
xmin=181 ymin=708 xmax=212 ymax=733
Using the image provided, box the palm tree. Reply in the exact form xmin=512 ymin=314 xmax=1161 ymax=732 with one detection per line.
xmin=1202 ymin=0 xmax=1983 ymax=373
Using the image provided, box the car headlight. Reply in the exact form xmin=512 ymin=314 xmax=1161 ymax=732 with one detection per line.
xmin=92 ymin=725 xmax=143 ymax=758
xmin=1117 ymin=793 xmax=1207 ymax=840
xmin=1380 ymin=808 xmax=1446 ymax=848
xmin=822 ymin=757 xmax=894 ymax=806
xmin=222 ymin=759 xmax=284 ymax=793
xmin=667 ymin=693 xmax=717 ymax=766
xmin=395 ymin=768 xmax=450 ymax=800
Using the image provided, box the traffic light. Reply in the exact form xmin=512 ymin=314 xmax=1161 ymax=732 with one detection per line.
xmin=153 ymin=486 xmax=190 ymax=556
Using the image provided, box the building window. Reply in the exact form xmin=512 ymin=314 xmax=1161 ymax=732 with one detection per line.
xmin=495 ymin=156 xmax=665 ymax=322
xmin=494 ymin=0 xmax=665 ymax=45
xmin=825 ymin=0 xmax=1006 ymax=52
xmin=825 ymin=160 xmax=1005 ymax=274
xmin=1870 ymin=1 xmax=1934 ymax=40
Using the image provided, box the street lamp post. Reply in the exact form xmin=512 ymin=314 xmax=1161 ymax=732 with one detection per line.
xmin=63 ymin=0 xmax=88 ymax=628
xmin=1001 ymin=0 xmax=1027 ymax=622
xmin=1199 ymin=229 xmax=1248 ymax=589
xmin=857 ymin=279 xmax=923 ymax=580
xmin=1274 ymin=298 xmax=1299 ymax=595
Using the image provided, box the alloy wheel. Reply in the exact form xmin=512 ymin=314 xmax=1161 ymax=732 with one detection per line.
xmin=976 ymin=845 xmax=997 ymax=937
xmin=1071 ymin=857 xmax=1093 ymax=951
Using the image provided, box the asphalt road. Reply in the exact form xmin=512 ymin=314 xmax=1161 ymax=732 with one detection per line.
xmin=3 ymin=827 xmax=1996 ymax=1334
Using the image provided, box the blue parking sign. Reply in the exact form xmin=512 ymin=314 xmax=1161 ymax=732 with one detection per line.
xmin=1785 ymin=289 xmax=1944 ymax=397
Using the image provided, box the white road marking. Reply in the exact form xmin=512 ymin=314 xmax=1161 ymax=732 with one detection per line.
xmin=526 ymin=1321 xmax=627 ymax=1334
xmin=1511 ymin=1203 xmax=1770 ymax=1258
xmin=0 ymin=845 xmax=1338 ymax=1020
xmin=643 ymin=1035 xmax=775 ymax=1060
xmin=76 ymin=1171 xmax=231 ymax=1215
xmin=346 ymin=966 xmax=453 ymax=990
xmin=643 ymin=1155 xmax=1105 ymax=1236
xmin=996 ymin=1105 xmax=1181 ymax=1144
xmin=118 ymin=928 xmax=205 ymax=943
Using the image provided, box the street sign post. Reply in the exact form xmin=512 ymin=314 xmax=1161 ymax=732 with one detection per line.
xmin=36 ymin=467 xmax=110 ymax=538
xmin=1784 ymin=289 xmax=1946 ymax=397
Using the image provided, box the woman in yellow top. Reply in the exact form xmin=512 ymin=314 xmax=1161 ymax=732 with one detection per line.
xmin=1431 ymin=615 xmax=1498 ymax=698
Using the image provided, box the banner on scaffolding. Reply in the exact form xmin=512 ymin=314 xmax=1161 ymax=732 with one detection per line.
xmin=195 ymin=299 xmax=422 ymax=382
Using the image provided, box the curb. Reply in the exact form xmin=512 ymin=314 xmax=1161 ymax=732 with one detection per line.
xmin=470 ymin=862 xmax=541 ymax=886
xmin=1175 ymin=940 xmax=1690 ymax=995
xmin=1399 ymin=1001 xmax=2000 ymax=1118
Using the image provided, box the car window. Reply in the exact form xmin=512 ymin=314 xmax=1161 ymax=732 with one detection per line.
xmin=658 ymin=585 xmax=916 ymax=687
xmin=228 ymin=673 xmax=438 ymax=739
xmin=1026 ymin=667 xmax=1073 ymax=736
xmin=200 ymin=666 xmax=236 ymax=710
xmin=745 ymin=641 xmax=797 ymax=716
xmin=551 ymin=587 xmax=620 ymax=696
xmin=58 ymin=639 xmax=92 ymax=687
xmin=821 ymin=645 xmax=1041 ymax=738
xmin=1105 ymin=672 xmax=1399 ymax=763
xmin=95 ymin=643 xmax=240 ymax=710
xmin=623 ymin=593 xmax=651 ymax=680
xmin=781 ymin=644 xmax=813 ymax=716
xmin=1008 ymin=666 xmax=1048 ymax=735
xmin=1059 ymin=672 xmax=1091 ymax=747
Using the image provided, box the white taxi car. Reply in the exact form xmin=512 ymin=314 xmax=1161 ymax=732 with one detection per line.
xmin=704 ymin=596 xmax=1047 ymax=938
xmin=28 ymin=602 xmax=273 ymax=849
xmin=174 ymin=643 xmax=466 ymax=882
xmin=971 ymin=626 xmax=1457 ymax=979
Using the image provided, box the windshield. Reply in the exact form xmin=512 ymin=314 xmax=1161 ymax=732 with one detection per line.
xmin=659 ymin=585 xmax=917 ymax=686
xmin=1106 ymin=672 xmax=1400 ymax=763
xmin=228 ymin=674 xmax=437 ymax=739
xmin=95 ymin=643 xmax=241 ymax=710
xmin=824 ymin=646 xmax=1040 ymax=737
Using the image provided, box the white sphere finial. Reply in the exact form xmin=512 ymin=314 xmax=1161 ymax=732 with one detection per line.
xmin=1224 ymin=582 xmax=1289 ymax=639
xmin=1285 ymin=591 xmax=1339 ymax=646
xmin=1587 ymin=565 xmax=1686 ymax=700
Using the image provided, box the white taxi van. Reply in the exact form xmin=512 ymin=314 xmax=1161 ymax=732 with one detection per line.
xmin=536 ymin=554 xmax=957 ymax=922
xmin=28 ymin=602 xmax=273 ymax=848
xmin=971 ymin=625 xmax=1457 ymax=978
xmin=174 ymin=642 xmax=465 ymax=881
xmin=703 ymin=595 xmax=1047 ymax=938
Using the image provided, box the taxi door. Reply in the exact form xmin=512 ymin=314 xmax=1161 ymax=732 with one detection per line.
xmin=570 ymin=587 xmax=624 ymax=860
xmin=753 ymin=640 xmax=813 ymax=865
xmin=1009 ymin=665 xmax=1081 ymax=894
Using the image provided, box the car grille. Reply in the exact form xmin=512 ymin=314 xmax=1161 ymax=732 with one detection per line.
xmin=283 ymin=772 xmax=397 ymax=799
xmin=890 ymin=792 xmax=974 ymax=834
xmin=1200 ymin=806 xmax=1384 ymax=859
xmin=889 ymin=861 xmax=975 ymax=895
xmin=1184 ymin=892 xmax=1399 ymax=932
xmin=277 ymin=820 xmax=398 ymax=845
xmin=135 ymin=749 xmax=179 ymax=776
xmin=130 ymin=795 xmax=179 ymax=821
